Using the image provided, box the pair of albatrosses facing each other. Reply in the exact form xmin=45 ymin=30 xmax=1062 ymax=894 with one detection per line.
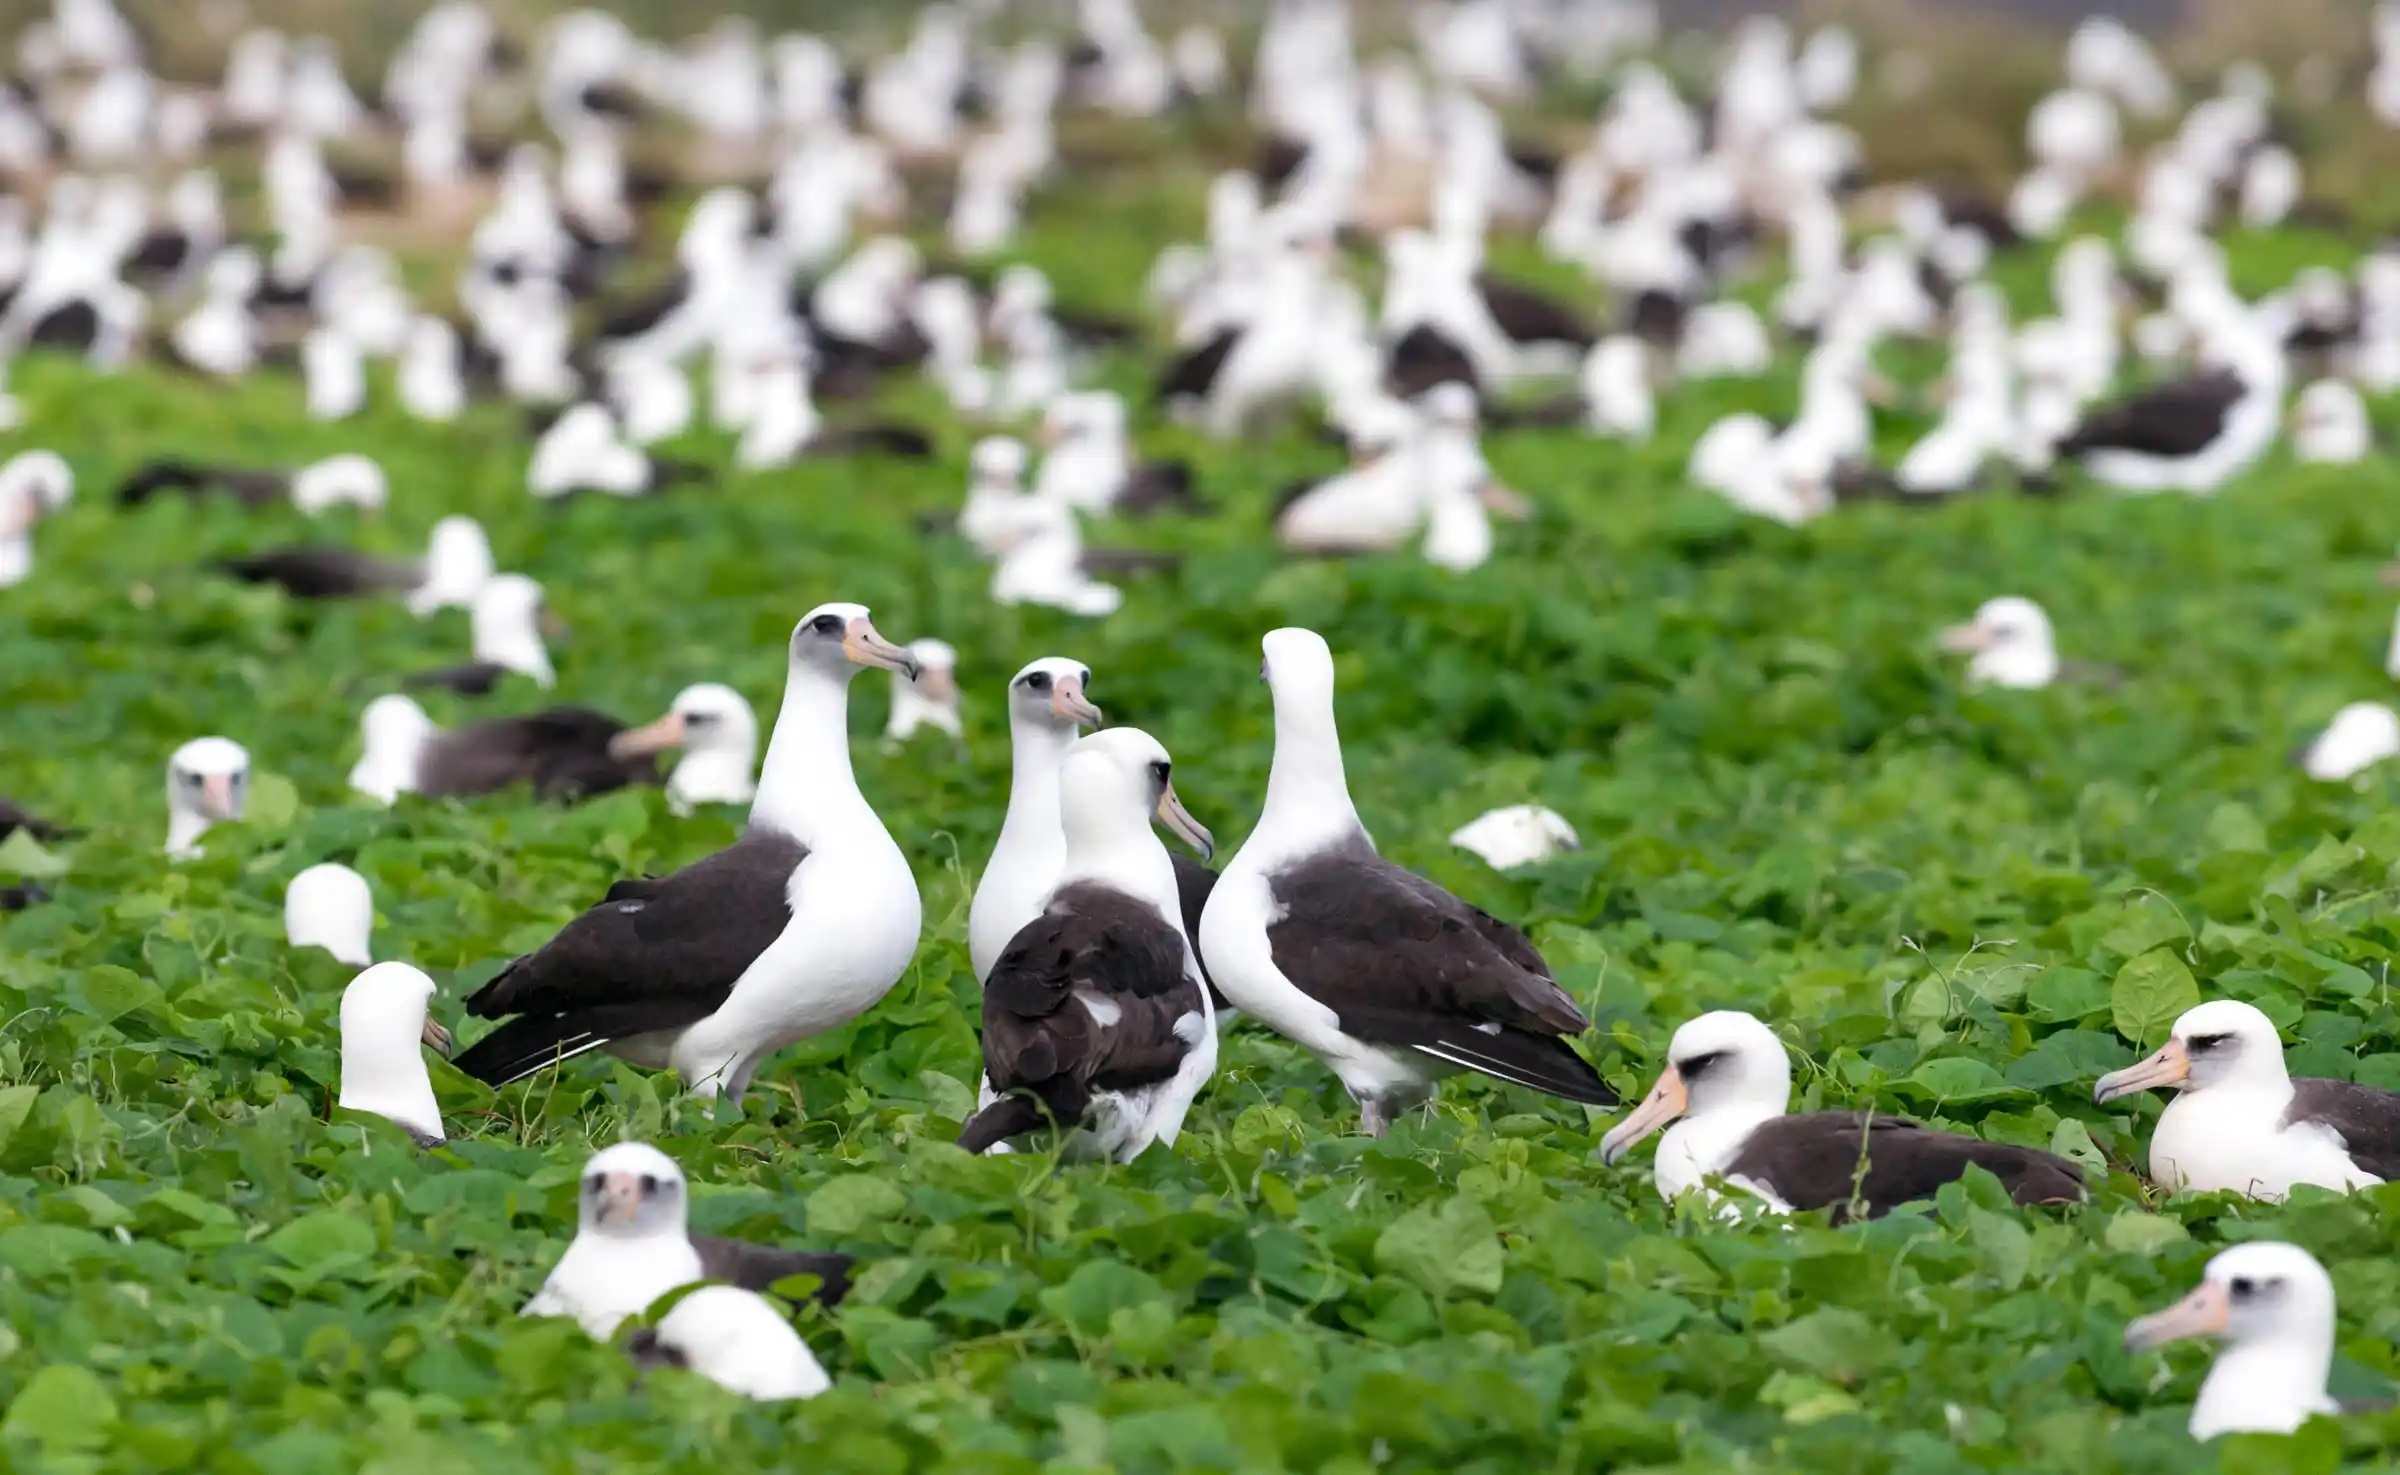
xmin=968 ymin=627 xmax=1619 ymax=1157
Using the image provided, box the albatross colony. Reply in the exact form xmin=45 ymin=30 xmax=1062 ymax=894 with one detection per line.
xmin=449 ymin=603 xmax=922 ymax=1098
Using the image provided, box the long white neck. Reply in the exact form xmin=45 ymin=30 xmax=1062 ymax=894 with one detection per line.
xmin=166 ymin=808 xmax=212 ymax=857
xmin=1058 ymin=811 xmax=1180 ymax=921
xmin=669 ymin=746 xmax=757 ymax=809
xmin=2193 ymin=1335 xmax=2333 ymax=1438
xmin=338 ymin=1036 xmax=443 ymax=1141
xmin=1257 ymin=684 xmax=1364 ymax=856
xmin=0 ymin=535 xmax=29 ymax=587
xmin=474 ymin=612 xmax=554 ymax=685
xmin=996 ymin=717 xmax=1077 ymax=864
xmin=749 ymin=666 xmax=873 ymax=846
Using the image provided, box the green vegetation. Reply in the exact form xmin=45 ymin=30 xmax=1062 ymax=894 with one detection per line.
xmin=12 ymin=106 xmax=2400 ymax=1475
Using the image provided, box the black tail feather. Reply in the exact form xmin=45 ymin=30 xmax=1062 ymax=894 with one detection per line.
xmin=957 ymin=1095 xmax=1050 ymax=1154
xmin=1411 ymin=1029 xmax=1618 ymax=1107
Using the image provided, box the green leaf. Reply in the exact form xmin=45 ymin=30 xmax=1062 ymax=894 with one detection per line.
xmin=2204 ymin=803 xmax=2268 ymax=854
xmin=246 ymin=772 xmax=300 ymax=831
xmin=805 ymin=1175 xmax=905 ymax=1237
xmin=3 ymin=1364 xmax=116 ymax=1447
xmin=1038 ymin=1260 xmax=1167 ymax=1338
xmin=264 ymin=1211 xmax=375 ymax=1267
xmin=2097 ymin=896 xmax=2190 ymax=961
xmin=2104 ymin=1211 xmax=2188 ymax=1255
xmin=0 ymin=828 xmax=70 ymax=880
xmin=1373 ymin=1194 xmax=1504 ymax=1298
xmin=2048 ymin=1118 xmax=2106 ymax=1176
xmin=1902 ymin=1057 xmax=2027 ymax=1104
xmin=0 ymin=1085 xmax=39 ymax=1156
xmin=75 ymin=965 xmax=163 ymax=1026
xmin=1759 ymin=1307 xmax=1888 ymax=1382
xmin=2111 ymin=952 xmax=2200 ymax=1045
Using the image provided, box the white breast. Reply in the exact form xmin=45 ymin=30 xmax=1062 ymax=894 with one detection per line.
xmin=2150 ymin=1089 xmax=2379 ymax=1199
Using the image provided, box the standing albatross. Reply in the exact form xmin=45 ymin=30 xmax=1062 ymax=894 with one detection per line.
xmin=960 ymin=729 xmax=1218 ymax=1161
xmin=1196 ymin=628 xmax=1615 ymax=1134
xmin=1600 ymin=1010 xmax=2084 ymax=1218
xmin=2093 ymin=998 xmax=2400 ymax=1199
xmin=450 ymin=603 xmax=924 ymax=1100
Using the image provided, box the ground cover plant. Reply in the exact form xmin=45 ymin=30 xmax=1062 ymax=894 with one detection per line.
xmin=11 ymin=4 xmax=2400 ymax=1473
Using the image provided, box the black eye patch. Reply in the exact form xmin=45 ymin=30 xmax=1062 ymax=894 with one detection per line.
xmin=1677 ymin=1050 xmax=1728 ymax=1079
xmin=2187 ymin=1033 xmax=2234 ymax=1053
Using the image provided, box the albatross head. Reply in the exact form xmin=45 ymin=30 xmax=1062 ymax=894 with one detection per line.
xmin=1939 ymin=596 xmax=2057 ymax=687
xmin=2095 ymin=998 xmax=2287 ymax=1103
xmin=610 ymin=682 xmax=758 ymax=766
xmin=791 ymin=601 xmax=918 ymax=681
xmin=1008 ymin=656 xmax=1101 ymax=733
xmin=1600 ymin=1010 xmax=1790 ymax=1164
xmin=627 ymin=1285 xmax=830 ymax=1401
xmin=337 ymin=962 xmax=450 ymax=1112
xmin=166 ymin=736 xmax=249 ymax=857
xmin=2125 ymin=1242 xmax=2336 ymax=1439
xmin=577 ymin=1142 xmax=690 ymax=1240
xmin=1062 ymin=727 xmax=1213 ymax=862
xmin=287 ymin=861 xmax=375 ymax=967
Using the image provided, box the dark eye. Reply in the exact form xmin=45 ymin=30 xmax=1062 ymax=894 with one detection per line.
xmin=1678 ymin=1051 xmax=1726 ymax=1079
xmin=2188 ymin=1034 xmax=2231 ymax=1053
xmin=1258 ymin=659 xmax=1269 ymax=684
xmin=638 ymin=1174 xmax=660 ymax=1194
xmin=811 ymin=614 xmax=843 ymax=636
xmin=683 ymin=711 xmax=715 ymax=727
xmin=2229 ymin=1277 xmax=2256 ymax=1299
xmin=1150 ymin=760 xmax=1170 ymax=783
xmin=1025 ymin=672 xmax=1051 ymax=691
xmin=584 ymin=1175 xmax=605 ymax=1194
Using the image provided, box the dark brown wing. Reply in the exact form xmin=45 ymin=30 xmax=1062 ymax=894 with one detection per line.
xmin=2059 ymin=371 xmax=2247 ymax=458
xmin=1474 ymin=272 xmax=1594 ymax=347
xmin=690 ymin=1235 xmax=853 ymax=1307
xmin=1384 ymin=324 xmax=1480 ymax=401
xmin=959 ymin=884 xmax=1201 ymax=1151
xmin=403 ymin=661 xmax=509 ymax=697
xmin=215 ymin=547 xmax=418 ymax=598
xmin=1726 ymin=1113 xmax=2085 ymax=1220
xmin=1117 ymin=459 xmax=1204 ymax=516
xmin=1265 ymin=842 xmax=1613 ymax=1104
xmin=1156 ymin=328 xmax=1239 ymax=403
xmin=449 ymin=829 xmax=808 ymax=1085
xmin=415 ymin=706 xmax=656 ymax=800
xmin=2285 ymin=1079 xmax=2400 ymax=1180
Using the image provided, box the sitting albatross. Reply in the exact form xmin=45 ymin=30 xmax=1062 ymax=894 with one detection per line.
xmin=524 ymin=1142 xmax=854 ymax=1340
xmin=1197 ymin=628 xmax=1615 ymax=1134
xmin=2094 ymin=998 xmax=2400 ymax=1199
xmin=334 ymin=962 xmax=453 ymax=1147
xmin=959 ymin=729 xmax=1218 ymax=1161
xmin=1600 ymin=1010 xmax=2084 ymax=1218
xmin=627 ymin=1286 xmax=830 ymax=1401
xmin=450 ymin=604 xmax=923 ymax=1100
xmin=2126 ymin=1242 xmax=2340 ymax=1440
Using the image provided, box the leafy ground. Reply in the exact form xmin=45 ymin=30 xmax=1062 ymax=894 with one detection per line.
xmin=14 ymin=88 xmax=2400 ymax=1475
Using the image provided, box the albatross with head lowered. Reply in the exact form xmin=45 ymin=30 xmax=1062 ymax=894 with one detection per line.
xmin=450 ymin=603 xmax=924 ymax=1101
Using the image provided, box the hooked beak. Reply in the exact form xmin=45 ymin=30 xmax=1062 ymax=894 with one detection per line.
xmin=2095 ymin=1038 xmax=2191 ymax=1103
xmin=1155 ymin=783 xmax=1213 ymax=860
xmin=843 ymin=616 xmax=920 ymax=679
xmin=1939 ymin=620 xmax=1994 ymax=653
xmin=593 ymin=1171 xmax=645 ymax=1226
xmin=1599 ymin=1064 xmax=1687 ymax=1165
xmin=608 ymin=710 xmax=687 ymax=760
xmin=199 ymin=773 xmax=239 ymax=820
xmin=421 ymin=1016 xmax=454 ymax=1057
xmin=2124 ymin=1280 xmax=2230 ymax=1353
xmin=1051 ymin=671 xmax=1103 ymax=727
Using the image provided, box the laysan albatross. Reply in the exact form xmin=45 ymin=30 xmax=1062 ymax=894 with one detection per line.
xmin=960 ymin=729 xmax=1218 ymax=1161
xmin=1196 ymin=628 xmax=1615 ymax=1134
xmin=2125 ymin=1241 xmax=2342 ymax=1440
xmin=2094 ymin=998 xmax=2400 ymax=1199
xmin=334 ymin=962 xmax=453 ymax=1148
xmin=450 ymin=604 xmax=923 ymax=1100
xmin=524 ymin=1142 xmax=854 ymax=1340
xmin=1600 ymin=1010 xmax=2084 ymax=1218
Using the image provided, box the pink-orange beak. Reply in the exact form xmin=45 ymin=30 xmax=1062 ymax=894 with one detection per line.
xmin=2094 ymin=1038 xmax=2191 ymax=1103
xmin=608 ymin=711 xmax=687 ymax=760
xmin=2124 ymin=1279 xmax=2230 ymax=1352
xmin=1599 ymin=1064 xmax=1688 ymax=1164
xmin=842 ymin=616 xmax=920 ymax=678
xmin=199 ymin=773 xmax=239 ymax=820
xmin=1051 ymin=671 xmax=1102 ymax=727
